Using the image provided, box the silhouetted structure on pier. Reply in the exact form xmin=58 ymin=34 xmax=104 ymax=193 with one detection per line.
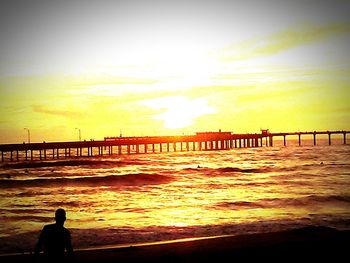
xmin=0 ymin=130 xmax=348 ymax=162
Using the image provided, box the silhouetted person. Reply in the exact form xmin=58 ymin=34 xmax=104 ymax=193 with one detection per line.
xmin=35 ymin=208 xmax=73 ymax=262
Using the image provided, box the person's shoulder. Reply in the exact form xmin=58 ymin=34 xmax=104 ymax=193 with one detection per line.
xmin=42 ymin=223 xmax=56 ymax=230
xmin=62 ymin=226 xmax=71 ymax=239
xmin=41 ymin=223 xmax=56 ymax=235
xmin=63 ymin=227 xmax=71 ymax=234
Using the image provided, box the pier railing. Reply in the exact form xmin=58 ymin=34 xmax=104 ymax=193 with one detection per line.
xmin=0 ymin=130 xmax=348 ymax=162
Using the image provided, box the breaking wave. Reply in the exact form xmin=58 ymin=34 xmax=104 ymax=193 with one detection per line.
xmin=0 ymin=173 xmax=173 ymax=188
xmin=0 ymin=159 xmax=146 ymax=169
xmin=217 ymin=167 xmax=268 ymax=173
xmin=214 ymin=195 xmax=350 ymax=210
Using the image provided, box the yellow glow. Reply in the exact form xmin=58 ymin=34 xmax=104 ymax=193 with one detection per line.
xmin=0 ymin=18 xmax=350 ymax=143
xmin=142 ymin=96 xmax=216 ymax=129
xmin=219 ymin=23 xmax=350 ymax=61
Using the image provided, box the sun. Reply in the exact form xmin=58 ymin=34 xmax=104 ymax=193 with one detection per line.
xmin=142 ymin=96 xmax=216 ymax=129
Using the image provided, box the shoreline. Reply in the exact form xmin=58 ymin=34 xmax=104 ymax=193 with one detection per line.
xmin=1 ymin=226 xmax=349 ymax=262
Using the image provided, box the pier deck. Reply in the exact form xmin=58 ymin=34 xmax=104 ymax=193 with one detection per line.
xmin=0 ymin=130 xmax=348 ymax=162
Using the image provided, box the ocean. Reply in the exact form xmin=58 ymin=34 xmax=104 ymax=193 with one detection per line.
xmin=1 ymin=139 xmax=349 ymax=254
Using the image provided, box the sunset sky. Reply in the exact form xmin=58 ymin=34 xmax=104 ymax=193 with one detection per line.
xmin=0 ymin=0 xmax=349 ymax=143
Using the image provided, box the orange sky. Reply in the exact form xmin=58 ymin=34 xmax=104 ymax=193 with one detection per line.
xmin=0 ymin=0 xmax=350 ymax=143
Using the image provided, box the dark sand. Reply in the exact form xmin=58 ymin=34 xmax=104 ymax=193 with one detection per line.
xmin=1 ymin=226 xmax=349 ymax=262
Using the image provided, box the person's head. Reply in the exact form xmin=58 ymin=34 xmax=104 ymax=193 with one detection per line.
xmin=55 ymin=208 xmax=66 ymax=226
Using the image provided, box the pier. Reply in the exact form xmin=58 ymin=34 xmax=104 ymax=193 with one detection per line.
xmin=268 ymin=130 xmax=349 ymax=147
xmin=0 ymin=130 xmax=348 ymax=162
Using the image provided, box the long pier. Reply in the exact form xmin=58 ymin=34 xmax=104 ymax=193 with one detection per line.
xmin=0 ymin=130 xmax=348 ymax=162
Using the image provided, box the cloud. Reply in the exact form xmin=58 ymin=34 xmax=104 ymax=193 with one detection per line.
xmin=70 ymin=75 xmax=159 ymax=87
xmin=32 ymin=105 xmax=83 ymax=119
xmin=219 ymin=23 xmax=350 ymax=61
xmin=213 ymin=65 xmax=350 ymax=83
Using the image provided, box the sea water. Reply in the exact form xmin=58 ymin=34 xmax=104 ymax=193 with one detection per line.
xmin=0 ymin=139 xmax=349 ymax=253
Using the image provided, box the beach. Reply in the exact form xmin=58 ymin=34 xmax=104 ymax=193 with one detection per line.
xmin=1 ymin=143 xmax=350 ymax=259
xmin=1 ymin=226 xmax=349 ymax=262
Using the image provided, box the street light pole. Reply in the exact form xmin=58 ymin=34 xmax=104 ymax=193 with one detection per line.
xmin=75 ymin=128 xmax=81 ymax=141
xmin=24 ymin=128 xmax=30 ymax=143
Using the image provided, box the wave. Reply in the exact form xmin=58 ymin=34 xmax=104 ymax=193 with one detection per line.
xmin=0 ymin=173 xmax=173 ymax=188
xmin=183 ymin=166 xmax=271 ymax=174
xmin=1 ymin=215 xmax=52 ymax=222
xmin=188 ymin=163 xmax=350 ymax=177
xmin=0 ymin=159 xmax=146 ymax=169
xmin=214 ymin=195 xmax=350 ymax=210
xmin=217 ymin=167 xmax=267 ymax=173
xmin=215 ymin=201 xmax=264 ymax=209
xmin=211 ymin=166 xmax=273 ymax=176
xmin=265 ymin=195 xmax=350 ymax=207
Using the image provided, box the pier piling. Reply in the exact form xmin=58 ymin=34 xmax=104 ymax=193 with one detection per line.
xmin=313 ymin=133 xmax=317 ymax=146
xmin=344 ymin=132 xmax=347 ymax=144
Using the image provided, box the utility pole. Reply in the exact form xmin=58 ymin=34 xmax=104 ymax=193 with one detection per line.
xmin=24 ymin=128 xmax=30 ymax=143
xmin=75 ymin=128 xmax=81 ymax=141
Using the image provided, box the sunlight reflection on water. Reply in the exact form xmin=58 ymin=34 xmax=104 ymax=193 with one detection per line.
xmin=0 ymin=141 xmax=349 ymax=252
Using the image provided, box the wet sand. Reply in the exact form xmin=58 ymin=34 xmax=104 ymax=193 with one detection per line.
xmin=1 ymin=226 xmax=349 ymax=262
